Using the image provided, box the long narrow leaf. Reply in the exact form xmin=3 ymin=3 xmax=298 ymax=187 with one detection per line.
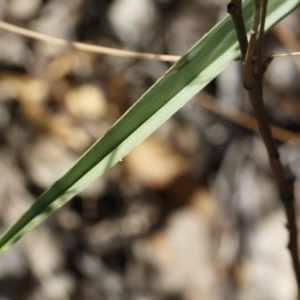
xmin=0 ymin=0 xmax=299 ymax=253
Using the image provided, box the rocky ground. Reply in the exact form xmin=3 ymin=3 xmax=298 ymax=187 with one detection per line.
xmin=0 ymin=1 xmax=300 ymax=299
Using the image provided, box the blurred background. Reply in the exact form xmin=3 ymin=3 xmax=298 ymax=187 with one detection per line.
xmin=0 ymin=0 xmax=300 ymax=299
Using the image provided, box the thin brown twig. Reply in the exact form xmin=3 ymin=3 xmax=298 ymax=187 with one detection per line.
xmin=257 ymin=0 xmax=268 ymax=65
xmin=272 ymin=52 xmax=300 ymax=57
xmin=272 ymin=23 xmax=300 ymax=74
xmin=227 ymin=0 xmax=248 ymax=59
xmin=0 ymin=20 xmax=299 ymax=64
xmin=228 ymin=0 xmax=300 ymax=294
xmin=0 ymin=21 xmax=180 ymax=62
xmin=197 ymin=92 xmax=300 ymax=146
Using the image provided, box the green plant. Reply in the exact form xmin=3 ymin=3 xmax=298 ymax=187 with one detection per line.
xmin=0 ymin=0 xmax=298 ymax=262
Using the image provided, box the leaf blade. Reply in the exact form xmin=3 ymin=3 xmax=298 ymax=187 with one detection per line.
xmin=0 ymin=0 xmax=299 ymax=252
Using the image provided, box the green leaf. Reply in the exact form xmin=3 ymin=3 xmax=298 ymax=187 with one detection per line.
xmin=0 ymin=0 xmax=299 ymax=253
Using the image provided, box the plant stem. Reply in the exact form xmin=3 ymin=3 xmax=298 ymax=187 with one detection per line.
xmin=228 ymin=0 xmax=300 ymax=294
xmin=227 ymin=0 xmax=248 ymax=59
